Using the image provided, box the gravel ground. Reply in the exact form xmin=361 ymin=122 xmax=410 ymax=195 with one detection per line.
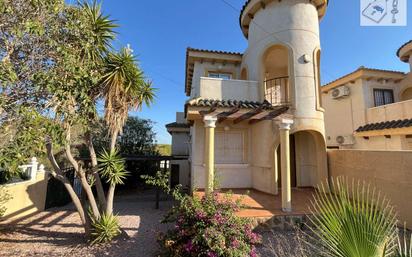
xmin=0 ymin=191 xmax=173 ymax=257
xmin=257 ymin=230 xmax=308 ymax=257
xmin=0 ymin=190 xmax=307 ymax=257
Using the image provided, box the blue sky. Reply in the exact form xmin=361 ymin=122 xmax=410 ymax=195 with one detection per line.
xmin=95 ymin=0 xmax=412 ymax=144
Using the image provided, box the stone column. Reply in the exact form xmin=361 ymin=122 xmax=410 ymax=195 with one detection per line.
xmin=203 ymin=116 xmax=217 ymax=194
xmin=278 ymin=119 xmax=294 ymax=212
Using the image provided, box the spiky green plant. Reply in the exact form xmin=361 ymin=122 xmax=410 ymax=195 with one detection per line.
xmin=97 ymin=148 xmax=128 ymax=186
xmin=397 ymin=227 xmax=412 ymax=257
xmin=91 ymin=213 xmax=121 ymax=244
xmin=306 ymin=177 xmax=398 ymax=257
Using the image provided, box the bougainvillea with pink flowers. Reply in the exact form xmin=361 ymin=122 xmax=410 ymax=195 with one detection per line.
xmin=158 ymin=192 xmax=261 ymax=257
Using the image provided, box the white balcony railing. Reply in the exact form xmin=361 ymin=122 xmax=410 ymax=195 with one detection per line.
xmin=367 ymin=99 xmax=412 ymax=123
xmin=198 ymin=77 xmax=260 ymax=102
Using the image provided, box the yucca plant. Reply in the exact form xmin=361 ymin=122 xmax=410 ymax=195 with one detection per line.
xmin=91 ymin=213 xmax=121 ymax=245
xmin=305 ymin=177 xmax=398 ymax=257
xmin=98 ymin=148 xmax=129 ymax=214
xmin=397 ymin=227 xmax=412 ymax=257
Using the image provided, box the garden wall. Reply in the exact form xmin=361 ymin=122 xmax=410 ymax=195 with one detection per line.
xmin=1 ymin=159 xmax=48 ymax=221
xmin=327 ymin=149 xmax=412 ymax=229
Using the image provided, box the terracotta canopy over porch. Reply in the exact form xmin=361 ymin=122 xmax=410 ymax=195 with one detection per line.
xmin=185 ymin=98 xmax=289 ymax=125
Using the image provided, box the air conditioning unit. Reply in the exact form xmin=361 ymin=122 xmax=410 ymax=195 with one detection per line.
xmin=331 ymin=86 xmax=350 ymax=99
xmin=336 ymin=135 xmax=355 ymax=146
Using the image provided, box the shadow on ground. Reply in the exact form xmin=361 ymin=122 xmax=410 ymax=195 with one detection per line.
xmin=0 ymin=190 xmax=173 ymax=257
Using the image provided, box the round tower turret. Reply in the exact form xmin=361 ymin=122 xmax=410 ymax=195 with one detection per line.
xmin=240 ymin=0 xmax=328 ymax=135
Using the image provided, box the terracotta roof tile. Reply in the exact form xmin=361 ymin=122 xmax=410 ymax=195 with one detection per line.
xmin=187 ymin=99 xmax=282 ymax=110
xmin=356 ymin=118 xmax=412 ymax=132
xmin=165 ymin=122 xmax=190 ymax=129
xmin=322 ymin=66 xmax=405 ymax=88
xmin=397 ymin=40 xmax=412 ymax=57
xmin=187 ymin=47 xmax=242 ymax=56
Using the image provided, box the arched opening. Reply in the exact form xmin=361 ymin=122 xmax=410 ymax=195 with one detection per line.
xmin=275 ymin=130 xmax=327 ymax=190
xmin=240 ymin=68 xmax=248 ymax=80
xmin=314 ymin=49 xmax=323 ymax=109
xmin=293 ymin=130 xmax=327 ymax=187
xmin=262 ymin=45 xmax=290 ymax=105
xmin=401 ymin=87 xmax=412 ymax=101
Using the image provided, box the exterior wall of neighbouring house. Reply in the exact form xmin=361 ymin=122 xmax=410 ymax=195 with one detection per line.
xmin=2 ymin=170 xmax=48 ymax=221
xmin=328 ymin=149 xmax=412 ymax=229
xmin=322 ymin=76 xmax=405 ymax=150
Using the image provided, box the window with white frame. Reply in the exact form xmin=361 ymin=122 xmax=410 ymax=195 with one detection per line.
xmin=208 ymin=72 xmax=232 ymax=80
xmin=214 ymin=131 xmax=244 ymax=164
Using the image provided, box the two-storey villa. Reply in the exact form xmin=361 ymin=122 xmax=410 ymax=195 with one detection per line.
xmin=167 ymin=0 xmax=329 ymax=212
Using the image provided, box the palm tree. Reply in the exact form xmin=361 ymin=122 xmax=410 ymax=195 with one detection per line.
xmin=81 ymin=0 xmax=118 ymax=212
xmin=305 ymin=177 xmax=399 ymax=257
xmin=100 ymin=46 xmax=155 ymax=214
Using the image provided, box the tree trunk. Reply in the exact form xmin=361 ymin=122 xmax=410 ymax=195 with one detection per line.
xmin=110 ymin=128 xmax=119 ymax=151
xmin=78 ymin=167 xmax=101 ymax=219
xmin=46 ymin=138 xmax=88 ymax=234
xmin=64 ymin=128 xmax=101 ymax=220
xmin=86 ymin=131 xmax=107 ymax=210
xmin=106 ymin=184 xmax=115 ymax=215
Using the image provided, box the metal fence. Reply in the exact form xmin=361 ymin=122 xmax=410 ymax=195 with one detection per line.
xmin=264 ymin=76 xmax=289 ymax=105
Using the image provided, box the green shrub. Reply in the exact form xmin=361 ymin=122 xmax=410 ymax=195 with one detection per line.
xmin=91 ymin=213 xmax=121 ymax=244
xmin=397 ymin=227 xmax=412 ymax=257
xmin=158 ymin=192 xmax=261 ymax=257
xmin=305 ymin=177 xmax=398 ymax=257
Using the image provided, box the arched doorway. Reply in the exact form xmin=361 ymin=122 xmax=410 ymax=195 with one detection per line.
xmin=262 ymin=45 xmax=290 ymax=105
xmin=293 ymin=130 xmax=327 ymax=187
xmin=275 ymin=130 xmax=327 ymax=189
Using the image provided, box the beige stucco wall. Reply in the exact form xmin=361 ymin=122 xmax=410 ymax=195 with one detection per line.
xmin=190 ymin=62 xmax=241 ymax=98
xmin=367 ymin=99 xmax=412 ymax=123
xmin=322 ymin=77 xmax=407 ymax=150
xmin=198 ymin=77 xmax=259 ymax=102
xmin=322 ymin=80 xmax=364 ymax=148
xmin=251 ymin=120 xmax=278 ymax=194
xmin=328 ymin=149 xmax=412 ymax=229
xmin=190 ymin=120 xmax=253 ymax=189
xmin=2 ymin=171 xmax=48 ymax=221
xmin=242 ymin=0 xmax=325 ymax=136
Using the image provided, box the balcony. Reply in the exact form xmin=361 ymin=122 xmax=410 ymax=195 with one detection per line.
xmin=367 ymin=99 xmax=412 ymax=123
xmin=198 ymin=77 xmax=260 ymax=102
xmin=264 ymin=77 xmax=289 ymax=106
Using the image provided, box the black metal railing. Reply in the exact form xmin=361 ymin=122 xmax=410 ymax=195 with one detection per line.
xmin=264 ymin=76 xmax=289 ymax=105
